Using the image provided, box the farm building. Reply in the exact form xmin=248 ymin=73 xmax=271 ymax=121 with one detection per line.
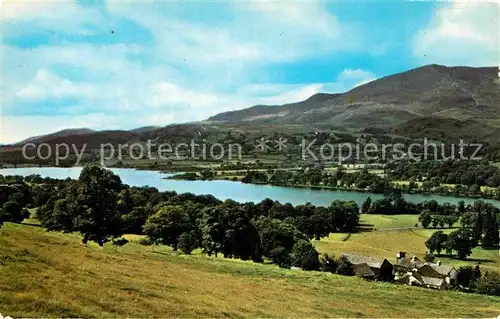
xmin=353 ymin=263 xmax=376 ymax=279
xmin=396 ymin=273 xmax=447 ymax=289
xmin=394 ymin=252 xmax=457 ymax=289
xmin=340 ymin=253 xmax=394 ymax=281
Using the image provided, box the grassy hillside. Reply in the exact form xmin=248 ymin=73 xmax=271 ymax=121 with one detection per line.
xmin=314 ymin=214 xmax=500 ymax=271
xmin=0 ymin=223 xmax=499 ymax=317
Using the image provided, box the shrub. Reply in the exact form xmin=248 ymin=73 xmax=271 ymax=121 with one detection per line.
xmin=21 ymin=208 xmax=30 ymax=219
xmin=269 ymin=246 xmax=291 ymax=268
xmin=112 ymin=238 xmax=129 ymax=246
xmin=319 ymin=253 xmax=338 ymax=273
xmin=336 ymin=256 xmax=355 ymax=276
xmin=178 ymin=231 xmax=199 ymax=255
xmin=291 ymin=240 xmax=319 ymax=271
xmin=474 ymin=271 xmax=500 ymax=296
xmin=456 ymin=266 xmax=472 ymax=289
xmin=138 ymin=237 xmax=153 ymax=246
xmin=0 ymin=201 xmax=24 ymax=223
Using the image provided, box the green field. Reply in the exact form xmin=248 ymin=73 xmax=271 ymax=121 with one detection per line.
xmin=0 ymin=223 xmax=499 ymax=317
xmin=314 ymin=214 xmax=500 ymax=271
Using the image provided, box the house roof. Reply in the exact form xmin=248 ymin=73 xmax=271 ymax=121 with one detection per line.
xmin=396 ymin=274 xmax=422 ymax=286
xmin=396 ymin=258 xmax=425 ymax=269
xmin=354 ymin=263 xmax=376 ymax=278
xmin=396 ymin=258 xmax=455 ymax=276
xmin=429 ymin=263 xmax=455 ymax=276
xmin=421 ymin=276 xmax=445 ymax=287
xmin=415 ymin=264 xmax=441 ymax=277
xmin=340 ymin=253 xmax=392 ymax=269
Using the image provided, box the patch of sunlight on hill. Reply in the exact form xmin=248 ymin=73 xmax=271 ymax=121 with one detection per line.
xmin=360 ymin=214 xmax=418 ymax=229
xmin=314 ymin=226 xmax=500 ymax=271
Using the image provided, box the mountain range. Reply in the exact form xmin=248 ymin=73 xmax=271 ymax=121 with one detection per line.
xmin=208 ymin=64 xmax=500 ymax=142
xmin=6 ymin=64 xmax=500 ymax=147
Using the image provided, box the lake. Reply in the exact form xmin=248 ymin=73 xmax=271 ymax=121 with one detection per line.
xmin=1 ymin=167 xmax=499 ymax=208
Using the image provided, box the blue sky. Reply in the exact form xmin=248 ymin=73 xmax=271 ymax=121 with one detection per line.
xmin=1 ymin=0 xmax=499 ymax=143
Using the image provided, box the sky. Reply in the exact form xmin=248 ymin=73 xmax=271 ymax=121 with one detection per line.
xmin=1 ymin=0 xmax=499 ymax=143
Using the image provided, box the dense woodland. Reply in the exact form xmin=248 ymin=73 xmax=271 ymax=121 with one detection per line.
xmin=0 ymin=166 xmax=499 ymax=296
xmin=388 ymin=160 xmax=500 ymax=188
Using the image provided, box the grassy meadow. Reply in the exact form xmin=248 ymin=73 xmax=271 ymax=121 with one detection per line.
xmin=0 ymin=222 xmax=499 ymax=318
xmin=314 ymin=214 xmax=500 ymax=271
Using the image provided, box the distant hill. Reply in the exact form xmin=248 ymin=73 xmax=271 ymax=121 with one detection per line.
xmin=15 ymin=130 xmax=140 ymax=149
xmin=16 ymin=128 xmax=96 ymax=145
xmin=130 ymin=126 xmax=161 ymax=134
xmin=208 ymin=65 xmax=500 ymax=139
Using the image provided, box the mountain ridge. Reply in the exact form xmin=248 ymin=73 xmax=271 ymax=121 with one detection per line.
xmin=207 ymin=64 xmax=499 ymax=134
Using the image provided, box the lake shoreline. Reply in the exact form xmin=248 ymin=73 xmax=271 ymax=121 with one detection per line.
xmin=166 ymin=174 xmax=500 ymax=202
xmin=2 ymin=166 xmax=500 ymax=208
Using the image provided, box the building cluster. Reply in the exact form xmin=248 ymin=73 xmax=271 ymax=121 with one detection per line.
xmin=340 ymin=251 xmax=458 ymax=290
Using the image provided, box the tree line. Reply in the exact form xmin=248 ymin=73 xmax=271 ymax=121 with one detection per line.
xmin=241 ymin=167 xmax=390 ymax=193
xmin=423 ymin=203 xmax=499 ymax=259
xmin=0 ymin=166 xmax=359 ymax=270
xmin=240 ymin=164 xmax=500 ymax=200
xmin=388 ymin=160 xmax=500 ymax=188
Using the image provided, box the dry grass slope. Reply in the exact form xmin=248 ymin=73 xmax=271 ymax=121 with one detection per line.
xmin=0 ymin=223 xmax=499 ymax=318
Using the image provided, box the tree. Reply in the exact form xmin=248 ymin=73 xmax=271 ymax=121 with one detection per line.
xmin=73 ymin=165 xmax=125 ymax=246
xmin=309 ymin=207 xmax=330 ymax=240
xmin=473 ymin=207 xmax=484 ymax=241
xmin=456 ymin=265 xmax=480 ymax=290
xmin=368 ymin=198 xmax=392 ymax=215
xmin=431 ymin=216 xmax=440 ymax=229
xmin=291 ymin=240 xmax=319 ymax=271
xmin=254 ymin=216 xmax=307 ymax=267
xmin=121 ymin=206 xmax=150 ymax=234
xmin=481 ymin=207 xmax=499 ymax=248
xmin=457 ymin=201 xmax=466 ymax=215
xmin=143 ymin=205 xmax=193 ymax=251
xmin=199 ymin=202 xmax=261 ymax=261
xmin=460 ymin=212 xmax=476 ymax=228
xmin=425 ymin=231 xmax=448 ymax=255
xmin=269 ymin=246 xmax=292 ymax=268
xmin=178 ymin=231 xmax=199 ymax=254
xmin=0 ymin=201 xmax=24 ymax=223
xmin=361 ymin=197 xmax=372 ymax=214
xmin=446 ymin=215 xmax=458 ymax=228
xmin=419 ymin=210 xmax=432 ymax=228
xmin=446 ymin=228 xmax=478 ymax=259
xmin=48 ymin=198 xmax=77 ymax=232
xmin=328 ymin=200 xmax=359 ymax=232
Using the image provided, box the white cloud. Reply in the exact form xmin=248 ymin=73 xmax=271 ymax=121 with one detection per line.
xmin=150 ymin=82 xmax=221 ymax=109
xmin=107 ymin=1 xmax=355 ymax=67
xmin=413 ymin=1 xmax=499 ymax=66
xmin=1 ymin=0 xmax=109 ymax=35
xmin=321 ymin=68 xmax=376 ymax=93
xmin=16 ymin=70 xmax=94 ymax=100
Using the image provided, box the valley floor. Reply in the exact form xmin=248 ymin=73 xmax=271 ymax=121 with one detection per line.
xmin=0 ymin=223 xmax=499 ymax=318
